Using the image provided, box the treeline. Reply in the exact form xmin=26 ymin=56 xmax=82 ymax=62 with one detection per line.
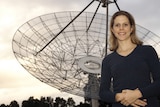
xmin=0 ymin=96 xmax=110 ymax=107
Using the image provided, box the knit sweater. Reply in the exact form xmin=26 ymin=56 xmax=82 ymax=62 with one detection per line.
xmin=99 ymin=45 xmax=160 ymax=107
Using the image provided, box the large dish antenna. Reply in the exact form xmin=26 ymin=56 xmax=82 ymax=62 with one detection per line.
xmin=12 ymin=0 xmax=160 ymax=101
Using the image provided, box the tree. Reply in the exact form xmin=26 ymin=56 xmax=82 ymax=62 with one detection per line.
xmin=0 ymin=104 xmax=7 ymax=107
xmin=54 ymin=97 xmax=67 ymax=107
xmin=9 ymin=100 xmax=19 ymax=107
xmin=67 ymin=97 xmax=75 ymax=107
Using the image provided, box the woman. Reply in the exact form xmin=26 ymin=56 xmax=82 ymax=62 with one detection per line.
xmin=99 ymin=10 xmax=160 ymax=107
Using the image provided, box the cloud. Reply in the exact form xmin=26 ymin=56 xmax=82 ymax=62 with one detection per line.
xmin=0 ymin=59 xmax=84 ymax=105
xmin=0 ymin=85 xmax=83 ymax=105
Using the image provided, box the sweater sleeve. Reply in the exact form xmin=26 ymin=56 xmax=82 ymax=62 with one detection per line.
xmin=99 ymin=57 xmax=116 ymax=103
xmin=139 ymin=46 xmax=160 ymax=98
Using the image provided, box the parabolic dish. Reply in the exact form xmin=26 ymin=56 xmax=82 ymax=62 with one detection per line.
xmin=12 ymin=11 xmax=160 ymax=99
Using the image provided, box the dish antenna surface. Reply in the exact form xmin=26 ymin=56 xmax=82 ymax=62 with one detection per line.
xmin=12 ymin=0 xmax=160 ymax=102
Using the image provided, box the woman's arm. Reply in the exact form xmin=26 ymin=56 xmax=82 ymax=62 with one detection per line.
xmin=99 ymin=57 xmax=116 ymax=103
xmin=139 ymin=46 xmax=160 ymax=98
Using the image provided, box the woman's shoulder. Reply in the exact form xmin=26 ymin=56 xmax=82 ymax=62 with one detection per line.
xmin=137 ymin=45 xmax=157 ymax=56
xmin=102 ymin=51 xmax=116 ymax=62
xmin=138 ymin=44 xmax=152 ymax=48
xmin=137 ymin=45 xmax=154 ymax=51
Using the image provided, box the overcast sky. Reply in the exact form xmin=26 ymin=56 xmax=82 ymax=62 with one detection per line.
xmin=0 ymin=0 xmax=160 ymax=105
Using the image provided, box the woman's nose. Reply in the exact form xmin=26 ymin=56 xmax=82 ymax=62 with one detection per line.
xmin=119 ymin=25 xmax=124 ymax=30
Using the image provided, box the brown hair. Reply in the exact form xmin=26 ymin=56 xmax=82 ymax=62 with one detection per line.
xmin=109 ymin=10 xmax=143 ymax=51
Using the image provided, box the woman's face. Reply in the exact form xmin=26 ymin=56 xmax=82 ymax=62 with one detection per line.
xmin=111 ymin=15 xmax=133 ymax=42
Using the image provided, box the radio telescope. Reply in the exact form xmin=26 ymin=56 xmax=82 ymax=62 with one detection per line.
xmin=12 ymin=0 xmax=160 ymax=103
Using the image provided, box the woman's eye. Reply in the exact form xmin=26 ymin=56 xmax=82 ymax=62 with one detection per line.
xmin=113 ymin=23 xmax=129 ymax=28
xmin=124 ymin=24 xmax=128 ymax=26
xmin=114 ymin=24 xmax=120 ymax=27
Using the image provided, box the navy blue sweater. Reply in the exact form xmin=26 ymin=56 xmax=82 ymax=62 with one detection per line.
xmin=99 ymin=45 xmax=160 ymax=107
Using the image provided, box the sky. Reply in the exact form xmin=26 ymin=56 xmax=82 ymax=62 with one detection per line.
xmin=0 ymin=0 xmax=160 ymax=105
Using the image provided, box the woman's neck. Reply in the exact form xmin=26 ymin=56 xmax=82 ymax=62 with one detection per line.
xmin=116 ymin=41 xmax=137 ymax=56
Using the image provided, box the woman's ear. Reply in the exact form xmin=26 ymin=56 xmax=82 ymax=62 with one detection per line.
xmin=130 ymin=25 xmax=134 ymax=34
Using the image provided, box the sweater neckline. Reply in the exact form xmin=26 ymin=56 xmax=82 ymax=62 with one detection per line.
xmin=115 ymin=45 xmax=139 ymax=58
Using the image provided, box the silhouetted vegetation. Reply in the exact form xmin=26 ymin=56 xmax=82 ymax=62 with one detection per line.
xmin=1 ymin=96 xmax=159 ymax=107
xmin=0 ymin=96 xmax=111 ymax=107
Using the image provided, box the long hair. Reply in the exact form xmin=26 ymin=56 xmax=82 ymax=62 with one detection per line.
xmin=109 ymin=10 xmax=143 ymax=51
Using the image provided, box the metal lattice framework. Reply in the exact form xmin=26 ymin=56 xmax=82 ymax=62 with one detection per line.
xmin=12 ymin=11 xmax=160 ymax=99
